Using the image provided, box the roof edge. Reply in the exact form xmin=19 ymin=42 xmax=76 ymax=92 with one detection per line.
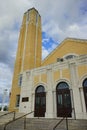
xmin=42 ymin=37 xmax=87 ymax=64
xmin=24 ymin=7 xmax=41 ymax=16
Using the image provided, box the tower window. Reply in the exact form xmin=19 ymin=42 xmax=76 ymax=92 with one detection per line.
xmin=16 ymin=95 xmax=20 ymax=107
xmin=18 ymin=74 xmax=22 ymax=87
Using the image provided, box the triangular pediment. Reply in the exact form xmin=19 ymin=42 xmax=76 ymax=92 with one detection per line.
xmin=42 ymin=38 xmax=87 ymax=66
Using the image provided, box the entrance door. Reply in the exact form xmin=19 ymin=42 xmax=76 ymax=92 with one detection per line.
xmin=83 ymin=78 xmax=87 ymax=111
xmin=56 ymin=82 xmax=72 ymax=117
xmin=34 ymin=85 xmax=46 ymax=117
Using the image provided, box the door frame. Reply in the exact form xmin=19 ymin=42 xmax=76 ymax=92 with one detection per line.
xmin=56 ymin=82 xmax=72 ymax=117
xmin=83 ymin=78 xmax=87 ymax=111
xmin=34 ymin=85 xmax=46 ymax=117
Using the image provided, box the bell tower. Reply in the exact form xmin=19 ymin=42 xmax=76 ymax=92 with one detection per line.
xmin=9 ymin=8 xmax=42 ymax=111
xmin=21 ymin=8 xmax=42 ymax=71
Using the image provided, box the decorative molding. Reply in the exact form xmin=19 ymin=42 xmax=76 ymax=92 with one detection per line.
xmin=54 ymin=78 xmax=71 ymax=90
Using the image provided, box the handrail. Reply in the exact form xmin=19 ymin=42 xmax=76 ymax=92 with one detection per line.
xmin=53 ymin=112 xmax=71 ymax=130
xmin=53 ymin=117 xmax=65 ymax=130
xmin=0 ymin=111 xmax=15 ymax=120
xmin=4 ymin=111 xmax=34 ymax=130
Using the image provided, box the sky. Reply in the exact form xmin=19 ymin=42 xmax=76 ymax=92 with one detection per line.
xmin=0 ymin=0 xmax=87 ymax=104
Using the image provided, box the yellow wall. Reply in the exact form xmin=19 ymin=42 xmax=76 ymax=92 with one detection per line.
xmin=34 ymin=74 xmax=47 ymax=86
xmin=23 ymin=9 xmax=42 ymax=71
xmin=78 ymin=65 xmax=87 ymax=78
xmin=34 ymin=75 xmax=40 ymax=85
xmin=62 ymin=68 xmax=70 ymax=79
xmin=41 ymin=74 xmax=47 ymax=83
xmin=53 ymin=70 xmax=60 ymax=81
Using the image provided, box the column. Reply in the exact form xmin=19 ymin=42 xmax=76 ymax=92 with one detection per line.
xmin=45 ymin=67 xmax=54 ymax=118
xmin=69 ymin=62 xmax=82 ymax=119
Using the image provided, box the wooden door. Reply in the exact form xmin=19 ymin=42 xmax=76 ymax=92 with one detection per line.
xmin=83 ymin=78 xmax=87 ymax=111
xmin=57 ymin=89 xmax=72 ymax=117
xmin=34 ymin=86 xmax=46 ymax=117
xmin=56 ymin=82 xmax=72 ymax=117
xmin=84 ymin=88 xmax=87 ymax=110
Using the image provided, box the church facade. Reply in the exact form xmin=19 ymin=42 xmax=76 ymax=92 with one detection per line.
xmin=9 ymin=8 xmax=87 ymax=119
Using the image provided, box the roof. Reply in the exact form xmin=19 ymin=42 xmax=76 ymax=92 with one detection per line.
xmin=24 ymin=7 xmax=41 ymax=16
xmin=42 ymin=37 xmax=87 ymax=64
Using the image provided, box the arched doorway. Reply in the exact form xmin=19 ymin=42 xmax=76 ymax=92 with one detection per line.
xmin=56 ymin=82 xmax=72 ymax=117
xmin=83 ymin=78 xmax=87 ymax=111
xmin=34 ymin=85 xmax=46 ymax=117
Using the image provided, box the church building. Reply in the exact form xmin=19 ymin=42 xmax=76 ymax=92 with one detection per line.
xmin=9 ymin=8 xmax=87 ymax=119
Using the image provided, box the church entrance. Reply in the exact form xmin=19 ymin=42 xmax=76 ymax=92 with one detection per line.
xmin=83 ymin=78 xmax=87 ymax=111
xmin=56 ymin=82 xmax=72 ymax=117
xmin=34 ymin=85 xmax=46 ymax=117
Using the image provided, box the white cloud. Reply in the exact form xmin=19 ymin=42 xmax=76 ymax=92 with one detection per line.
xmin=42 ymin=46 xmax=49 ymax=59
xmin=36 ymin=0 xmax=87 ymax=41
xmin=42 ymin=38 xmax=50 ymax=44
xmin=0 ymin=63 xmax=12 ymax=95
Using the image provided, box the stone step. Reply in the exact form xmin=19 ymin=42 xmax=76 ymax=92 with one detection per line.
xmin=0 ymin=114 xmax=87 ymax=130
xmin=0 ymin=112 xmax=24 ymax=118
xmin=0 ymin=112 xmax=24 ymax=122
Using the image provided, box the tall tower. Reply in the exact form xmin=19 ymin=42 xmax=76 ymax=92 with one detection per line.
xmin=9 ymin=8 xmax=42 ymax=111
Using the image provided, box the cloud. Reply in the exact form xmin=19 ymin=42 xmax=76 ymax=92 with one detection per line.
xmin=0 ymin=0 xmax=87 ymax=103
xmin=42 ymin=46 xmax=49 ymax=59
xmin=31 ymin=0 xmax=87 ymax=41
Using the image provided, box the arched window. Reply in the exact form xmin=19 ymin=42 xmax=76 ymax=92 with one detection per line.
xmin=64 ymin=54 xmax=77 ymax=60
xmin=56 ymin=82 xmax=69 ymax=90
xmin=83 ymin=78 xmax=87 ymax=87
xmin=65 ymin=55 xmax=76 ymax=60
xmin=35 ymin=85 xmax=45 ymax=93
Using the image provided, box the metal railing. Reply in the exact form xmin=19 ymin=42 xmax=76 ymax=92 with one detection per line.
xmin=53 ymin=111 xmax=72 ymax=130
xmin=4 ymin=111 xmax=34 ymax=130
xmin=0 ymin=111 xmax=15 ymax=120
xmin=3 ymin=109 xmax=75 ymax=130
xmin=53 ymin=116 xmax=68 ymax=130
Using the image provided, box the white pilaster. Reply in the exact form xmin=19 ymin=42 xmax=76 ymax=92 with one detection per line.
xmin=69 ymin=62 xmax=82 ymax=119
xmin=45 ymin=68 xmax=54 ymax=118
xmin=19 ymin=71 xmax=34 ymax=117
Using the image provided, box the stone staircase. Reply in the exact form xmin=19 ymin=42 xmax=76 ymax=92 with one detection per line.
xmin=0 ymin=112 xmax=87 ymax=130
xmin=0 ymin=112 xmax=24 ymax=130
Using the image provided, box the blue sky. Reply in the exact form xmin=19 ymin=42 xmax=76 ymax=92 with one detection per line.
xmin=42 ymin=32 xmax=58 ymax=59
xmin=0 ymin=0 xmax=87 ymax=104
